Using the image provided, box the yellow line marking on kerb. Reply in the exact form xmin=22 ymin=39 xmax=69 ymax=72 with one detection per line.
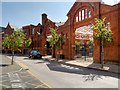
xmin=15 ymin=61 xmax=28 ymax=70
xmin=27 ymin=70 xmax=54 ymax=90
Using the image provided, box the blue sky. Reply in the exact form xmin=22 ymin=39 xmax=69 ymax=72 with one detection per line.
xmin=1 ymin=0 xmax=119 ymax=27
xmin=2 ymin=2 xmax=74 ymax=27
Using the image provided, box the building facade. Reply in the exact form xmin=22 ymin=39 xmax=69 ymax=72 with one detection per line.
xmin=41 ymin=2 xmax=120 ymax=63
xmin=22 ymin=23 xmax=43 ymax=55
xmin=0 ymin=27 xmax=5 ymax=52
xmin=2 ymin=1 xmax=120 ymax=63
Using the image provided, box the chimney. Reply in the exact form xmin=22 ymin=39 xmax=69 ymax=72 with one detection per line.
xmin=42 ymin=13 xmax=47 ymax=26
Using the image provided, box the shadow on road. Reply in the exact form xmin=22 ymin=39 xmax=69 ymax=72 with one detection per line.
xmin=0 ymin=64 xmax=10 ymax=67
xmin=24 ymin=57 xmax=43 ymax=60
xmin=44 ymin=58 xmax=118 ymax=81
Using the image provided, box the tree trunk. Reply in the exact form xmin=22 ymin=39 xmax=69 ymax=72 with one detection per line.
xmin=100 ymin=39 xmax=102 ymax=64
xmin=100 ymin=40 xmax=104 ymax=68
xmin=52 ymin=45 xmax=55 ymax=58
xmin=11 ymin=50 xmax=14 ymax=65
xmin=101 ymin=41 xmax=104 ymax=68
xmin=5 ymin=49 xmax=7 ymax=56
xmin=56 ymin=48 xmax=61 ymax=61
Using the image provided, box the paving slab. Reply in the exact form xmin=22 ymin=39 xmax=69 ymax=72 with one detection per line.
xmin=42 ymin=55 xmax=120 ymax=74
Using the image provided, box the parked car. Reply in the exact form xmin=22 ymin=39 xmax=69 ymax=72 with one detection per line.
xmin=29 ymin=50 xmax=42 ymax=59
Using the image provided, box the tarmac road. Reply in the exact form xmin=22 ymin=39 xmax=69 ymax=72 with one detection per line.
xmin=10 ymin=55 xmax=119 ymax=88
xmin=0 ymin=55 xmax=50 ymax=89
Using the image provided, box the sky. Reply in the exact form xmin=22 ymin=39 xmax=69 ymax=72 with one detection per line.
xmin=1 ymin=0 xmax=120 ymax=28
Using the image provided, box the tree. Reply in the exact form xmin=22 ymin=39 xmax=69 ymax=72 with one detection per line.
xmin=92 ymin=18 xmax=113 ymax=68
xmin=2 ymin=29 xmax=31 ymax=65
xmin=49 ymin=28 xmax=64 ymax=60
xmin=25 ymin=38 xmax=32 ymax=48
xmin=2 ymin=34 xmax=11 ymax=54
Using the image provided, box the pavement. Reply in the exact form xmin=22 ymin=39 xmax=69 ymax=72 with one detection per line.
xmin=43 ymin=55 xmax=120 ymax=74
xmin=0 ymin=55 xmax=50 ymax=89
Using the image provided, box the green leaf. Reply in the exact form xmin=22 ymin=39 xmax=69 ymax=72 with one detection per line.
xmin=92 ymin=17 xmax=113 ymax=44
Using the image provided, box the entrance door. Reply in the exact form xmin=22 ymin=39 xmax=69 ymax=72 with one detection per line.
xmin=46 ymin=41 xmax=52 ymax=55
xmin=23 ymin=49 xmax=28 ymax=55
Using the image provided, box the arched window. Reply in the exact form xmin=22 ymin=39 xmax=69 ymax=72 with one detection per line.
xmin=82 ymin=9 xmax=85 ymax=20
xmin=75 ymin=9 xmax=91 ymax=22
xmin=85 ymin=9 xmax=88 ymax=19
xmin=32 ymin=28 xmax=35 ymax=35
xmin=88 ymin=11 xmax=91 ymax=18
xmin=76 ymin=15 xmax=79 ymax=22
xmin=79 ymin=11 xmax=81 ymax=21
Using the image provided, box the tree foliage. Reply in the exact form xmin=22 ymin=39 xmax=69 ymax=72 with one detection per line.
xmin=25 ymin=38 xmax=32 ymax=48
xmin=49 ymin=28 xmax=64 ymax=49
xmin=49 ymin=28 xmax=64 ymax=60
xmin=2 ymin=28 xmax=32 ymax=64
xmin=92 ymin=17 xmax=113 ymax=43
xmin=2 ymin=34 xmax=11 ymax=49
xmin=92 ymin=17 xmax=113 ymax=68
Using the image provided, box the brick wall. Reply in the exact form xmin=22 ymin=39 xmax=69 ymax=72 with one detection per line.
xmin=57 ymin=2 xmax=119 ymax=63
xmin=3 ymin=2 xmax=119 ymax=63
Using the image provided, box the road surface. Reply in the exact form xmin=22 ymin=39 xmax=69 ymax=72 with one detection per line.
xmin=7 ymin=55 xmax=119 ymax=88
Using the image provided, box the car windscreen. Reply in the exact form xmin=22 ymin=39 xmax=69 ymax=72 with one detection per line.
xmin=31 ymin=50 xmax=38 ymax=54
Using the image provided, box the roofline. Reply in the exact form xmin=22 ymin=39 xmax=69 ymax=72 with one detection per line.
xmin=0 ymin=26 xmax=6 ymax=29
xmin=67 ymin=1 xmax=119 ymax=16
xmin=67 ymin=2 xmax=77 ymax=16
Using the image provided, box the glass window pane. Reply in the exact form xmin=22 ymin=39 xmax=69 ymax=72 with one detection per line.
xmin=79 ymin=11 xmax=81 ymax=21
xmin=88 ymin=11 xmax=91 ymax=18
xmin=85 ymin=9 xmax=88 ymax=19
xmin=82 ymin=10 xmax=84 ymax=20
xmin=32 ymin=28 xmax=35 ymax=34
xmin=107 ymin=22 xmax=110 ymax=30
xmin=76 ymin=16 xmax=78 ymax=22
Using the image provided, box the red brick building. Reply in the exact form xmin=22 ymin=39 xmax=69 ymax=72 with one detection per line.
xmin=0 ymin=27 xmax=5 ymax=52
xmin=22 ymin=23 xmax=42 ymax=54
xmin=40 ymin=2 xmax=120 ymax=63
xmin=2 ymin=23 xmax=18 ymax=53
xmin=3 ymin=2 xmax=120 ymax=63
xmin=4 ymin=23 xmax=15 ymax=35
